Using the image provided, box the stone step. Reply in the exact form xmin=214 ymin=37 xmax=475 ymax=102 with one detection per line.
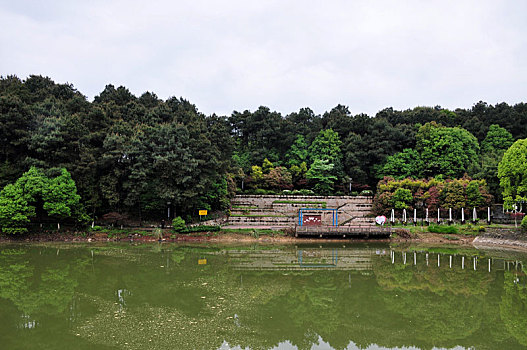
xmin=228 ymin=217 xmax=297 ymax=224
xmin=230 ymin=209 xmax=282 ymax=215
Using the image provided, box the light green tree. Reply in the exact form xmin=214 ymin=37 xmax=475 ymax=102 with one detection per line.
xmin=378 ymin=148 xmax=423 ymax=179
xmin=416 ymin=122 xmax=480 ymax=178
xmin=308 ymin=129 xmax=344 ymax=181
xmin=306 ymin=159 xmax=337 ymax=195
xmin=392 ymin=188 xmax=413 ymax=209
xmin=0 ymin=167 xmax=86 ymax=233
xmin=285 ymin=135 xmax=309 ymax=166
xmin=498 ymin=139 xmax=527 ymax=209
xmin=481 ymin=124 xmax=514 ymax=154
xmin=262 ymin=158 xmax=274 ymax=174
xmin=43 ymin=168 xmax=83 ymax=221
xmin=250 ymin=165 xmax=264 ymax=182
xmin=0 ymin=183 xmax=33 ymax=234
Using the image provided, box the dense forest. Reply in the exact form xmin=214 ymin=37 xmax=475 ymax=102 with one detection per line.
xmin=1 ymin=75 xmax=526 ymax=226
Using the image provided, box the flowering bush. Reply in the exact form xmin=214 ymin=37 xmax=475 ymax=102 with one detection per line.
xmin=521 ymin=215 xmax=527 ymax=231
xmin=373 ymin=176 xmax=493 ymax=215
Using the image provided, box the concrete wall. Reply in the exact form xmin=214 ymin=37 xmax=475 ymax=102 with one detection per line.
xmin=228 ymin=195 xmax=374 ymax=227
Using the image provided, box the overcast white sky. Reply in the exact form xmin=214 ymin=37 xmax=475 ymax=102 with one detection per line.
xmin=1 ymin=0 xmax=526 ymax=117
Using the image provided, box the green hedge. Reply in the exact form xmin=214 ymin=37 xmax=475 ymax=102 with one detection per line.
xmin=273 ymin=200 xmax=326 ymax=207
xmin=428 ymin=224 xmax=458 ymax=234
xmin=521 ymin=215 xmax=527 ymax=231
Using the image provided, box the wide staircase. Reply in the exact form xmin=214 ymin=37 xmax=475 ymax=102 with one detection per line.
xmin=226 ymin=195 xmax=374 ymax=228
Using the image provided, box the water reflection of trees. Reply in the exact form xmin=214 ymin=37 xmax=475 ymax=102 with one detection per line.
xmin=1 ymin=245 xmax=527 ymax=349
xmin=0 ymin=247 xmax=88 ymax=316
xmin=501 ymin=270 xmax=527 ymax=346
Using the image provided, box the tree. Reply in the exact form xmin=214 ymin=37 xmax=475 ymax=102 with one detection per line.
xmin=309 ymin=129 xmax=342 ymax=163
xmin=481 ymin=124 xmax=514 ymax=154
xmin=306 ymin=159 xmax=337 ymax=195
xmin=498 ymin=139 xmax=527 ymax=209
xmin=0 ymin=94 xmax=32 ymax=187
xmin=172 ymin=216 xmax=186 ymax=232
xmin=262 ymin=158 xmax=274 ymax=174
xmin=289 ymin=162 xmax=308 ymax=187
xmin=250 ymin=165 xmax=264 ymax=184
xmin=321 ymin=105 xmax=352 ymax=139
xmin=285 ymin=135 xmax=308 ymax=166
xmin=473 ymin=125 xmax=515 ymax=200
xmin=43 ymin=168 xmax=84 ymax=222
xmin=0 ymin=183 xmax=32 ymax=233
xmin=416 ymin=122 xmax=480 ymax=178
xmin=308 ymin=129 xmax=344 ymax=180
xmin=342 ymin=133 xmax=368 ymax=184
xmin=466 ymin=180 xmax=485 ymax=208
xmin=392 ymin=188 xmax=413 ymax=209
xmin=378 ymin=148 xmax=423 ymax=179
xmin=264 ymin=167 xmax=293 ymax=190
xmin=0 ymin=167 xmax=85 ymax=233
xmin=441 ymin=180 xmax=466 ymax=210
xmin=342 ymin=118 xmax=408 ymax=187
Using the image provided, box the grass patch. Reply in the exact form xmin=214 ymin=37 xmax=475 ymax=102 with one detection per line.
xmin=273 ymin=200 xmax=327 ymax=208
xmin=229 ymin=214 xmax=287 ymax=218
xmin=386 ymin=222 xmax=494 ymax=237
xmin=457 ymin=224 xmax=486 ymax=236
xmin=232 ymin=205 xmax=259 ymax=209
xmin=428 ymin=225 xmax=458 ymax=234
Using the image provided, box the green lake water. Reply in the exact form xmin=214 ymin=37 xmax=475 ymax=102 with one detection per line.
xmin=0 ymin=242 xmax=526 ymax=350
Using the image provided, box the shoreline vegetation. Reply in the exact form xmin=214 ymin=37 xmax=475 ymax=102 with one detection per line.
xmin=1 ymin=224 xmax=526 ymax=252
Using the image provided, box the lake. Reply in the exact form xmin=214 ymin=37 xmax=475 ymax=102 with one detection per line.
xmin=0 ymin=242 xmax=526 ymax=349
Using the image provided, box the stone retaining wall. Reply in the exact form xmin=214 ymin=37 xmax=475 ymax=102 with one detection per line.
xmin=228 ymin=195 xmax=374 ymax=227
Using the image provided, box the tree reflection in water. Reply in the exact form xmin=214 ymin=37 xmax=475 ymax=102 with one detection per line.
xmin=0 ymin=244 xmax=525 ymax=349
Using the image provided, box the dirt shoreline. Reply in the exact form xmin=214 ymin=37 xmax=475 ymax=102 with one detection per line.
xmin=0 ymin=231 xmax=389 ymax=244
xmin=1 ymin=229 xmax=526 ymax=252
xmin=472 ymin=236 xmax=527 ymax=252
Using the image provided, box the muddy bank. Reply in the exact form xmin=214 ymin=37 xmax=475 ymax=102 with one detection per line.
xmin=0 ymin=231 xmax=389 ymax=244
xmin=391 ymin=231 xmax=476 ymax=245
xmin=473 ymin=236 xmax=527 ymax=251
xmin=0 ymin=227 xmax=525 ymax=251
xmin=471 ymin=226 xmax=527 ymax=252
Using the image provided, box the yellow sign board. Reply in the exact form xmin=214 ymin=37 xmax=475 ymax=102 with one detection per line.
xmin=199 ymin=210 xmax=208 ymax=216
xmin=198 ymin=259 xmax=207 ymax=265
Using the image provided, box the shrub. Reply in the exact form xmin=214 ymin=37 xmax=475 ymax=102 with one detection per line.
xmin=360 ymin=190 xmax=373 ymax=196
xmin=392 ymin=188 xmax=412 ymax=209
xmin=521 ymin=215 xmax=527 ymax=232
xmin=172 ymin=216 xmax=186 ymax=232
xmin=153 ymin=228 xmax=163 ymax=239
xmin=428 ymin=224 xmax=458 ymax=234
xmin=299 ymin=189 xmax=315 ymax=195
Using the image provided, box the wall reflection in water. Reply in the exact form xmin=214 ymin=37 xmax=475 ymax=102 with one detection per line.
xmin=0 ymin=243 xmax=525 ymax=349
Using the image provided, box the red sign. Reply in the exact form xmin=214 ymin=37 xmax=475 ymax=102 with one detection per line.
xmin=303 ymin=215 xmax=322 ymax=226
